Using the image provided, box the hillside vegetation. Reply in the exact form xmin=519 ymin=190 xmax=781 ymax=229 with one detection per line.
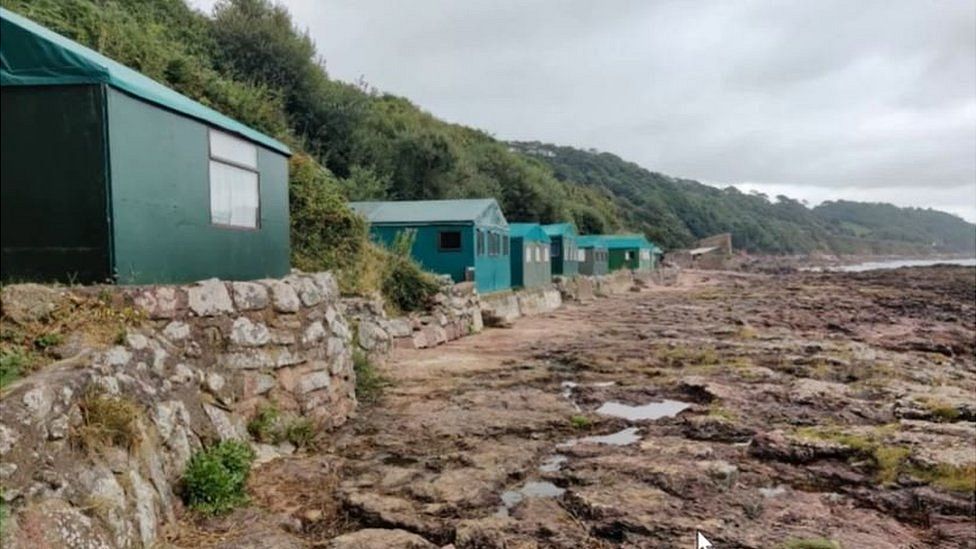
xmin=3 ymin=0 xmax=973 ymax=278
xmin=511 ymin=142 xmax=976 ymax=255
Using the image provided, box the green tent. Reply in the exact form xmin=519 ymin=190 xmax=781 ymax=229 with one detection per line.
xmin=600 ymin=234 xmax=657 ymax=272
xmin=1 ymin=8 xmax=292 ymax=284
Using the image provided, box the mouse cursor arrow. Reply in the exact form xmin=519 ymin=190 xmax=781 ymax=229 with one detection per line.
xmin=696 ymin=530 xmax=713 ymax=549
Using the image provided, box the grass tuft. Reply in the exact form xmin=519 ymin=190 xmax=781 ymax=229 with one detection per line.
xmin=353 ymin=350 xmax=388 ymax=404
xmin=914 ymin=464 xmax=976 ymax=493
xmin=283 ymin=418 xmax=316 ymax=448
xmin=796 ymin=425 xmax=907 ymax=486
xmin=917 ymin=397 xmax=961 ymax=422
xmin=246 ymin=405 xmax=281 ymax=444
xmin=71 ymin=390 xmax=142 ymax=453
xmin=570 ymin=415 xmax=592 ymax=429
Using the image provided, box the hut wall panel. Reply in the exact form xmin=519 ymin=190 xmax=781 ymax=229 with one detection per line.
xmin=0 ymin=85 xmax=111 ymax=283
xmin=106 ymin=89 xmax=289 ymax=283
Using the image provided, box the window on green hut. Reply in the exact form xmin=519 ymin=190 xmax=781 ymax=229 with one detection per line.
xmin=209 ymin=130 xmax=259 ymax=229
xmin=439 ymin=231 xmax=462 ymax=252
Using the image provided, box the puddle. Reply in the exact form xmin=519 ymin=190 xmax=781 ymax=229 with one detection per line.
xmin=581 ymin=427 xmax=642 ymax=445
xmin=759 ymin=485 xmax=788 ymax=498
xmin=560 ymin=427 xmax=642 ymax=448
xmin=596 ymin=399 xmax=691 ymax=421
xmin=496 ymin=480 xmax=566 ymax=517
xmin=500 ymin=490 xmax=523 ymax=508
xmin=522 ymin=481 xmax=565 ymax=498
xmin=539 ymin=454 xmax=567 ymax=473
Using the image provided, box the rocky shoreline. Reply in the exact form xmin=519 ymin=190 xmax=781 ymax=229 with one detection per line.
xmin=163 ymin=265 xmax=975 ymax=548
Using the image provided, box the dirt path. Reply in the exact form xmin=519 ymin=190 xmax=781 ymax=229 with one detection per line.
xmin=173 ymin=267 xmax=976 ymax=549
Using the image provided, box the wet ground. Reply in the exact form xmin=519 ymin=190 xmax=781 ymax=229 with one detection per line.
xmin=171 ymin=267 xmax=976 ymax=548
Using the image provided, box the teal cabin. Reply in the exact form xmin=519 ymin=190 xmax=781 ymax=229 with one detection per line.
xmin=350 ymin=199 xmax=511 ymax=293
xmin=541 ymin=223 xmax=580 ymax=277
xmin=577 ymin=236 xmax=609 ymax=276
xmin=603 ymin=234 xmax=658 ymax=272
xmin=0 ymin=9 xmax=291 ymax=284
xmin=509 ymin=223 xmax=552 ymax=289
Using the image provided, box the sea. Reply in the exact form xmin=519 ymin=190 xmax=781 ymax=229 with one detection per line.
xmin=816 ymin=258 xmax=976 ymax=272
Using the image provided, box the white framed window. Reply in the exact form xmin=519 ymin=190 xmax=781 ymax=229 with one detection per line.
xmin=543 ymin=247 xmax=550 ymax=262
xmin=209 ymin=130 xmax=259 ymax=229
xmin=524 ymin=247 xmax=532 ymax=263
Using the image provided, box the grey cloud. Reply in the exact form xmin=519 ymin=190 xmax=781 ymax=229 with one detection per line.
xmin=192 ymin=0 xmax=976 ymax=221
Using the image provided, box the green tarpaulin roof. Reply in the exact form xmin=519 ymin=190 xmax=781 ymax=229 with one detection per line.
xmin=577 ymin=234 xmax=663 ymax=252
xmin=0 ymin=8 xmax=290 ymax=155
xmin=599 ymin=234 xmax=654 ymax=250
xmin=576 ymin=235 xmax=607 ymax=249
xmin=541 ymin=222 xmax=578 ymax=237
xmin=509 ymin=223 xmax=550 ymax=242
xmin=349 ymin=199 xmax=508 ymax=229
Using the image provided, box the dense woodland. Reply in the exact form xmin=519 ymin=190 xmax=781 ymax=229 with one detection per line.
xmin=511 ymin=142 xmax=976 ymax=255
xmin=4 ymin=0 xmax=974 ymax=292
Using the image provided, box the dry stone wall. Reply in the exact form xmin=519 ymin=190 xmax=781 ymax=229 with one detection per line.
xmin=341 ymin=277 xmax=483 ymax=357
xmin=0 ymin=272 xmax=355 ymax=548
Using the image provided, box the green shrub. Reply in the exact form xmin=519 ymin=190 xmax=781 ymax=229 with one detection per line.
xmin=33 ymin=332 xmax=63 ymax=349
xmin=288 ymin=154 xmax=370 ymax=276
xmin=382 ymin=230 xmax=440 ymax=312
xmin=0 ymin=489 xmax=7 ymax=540
xmin=181 ymin=440 xmax=255 ymax=515
xmin=0 ymin=349 xmax=31 ymax=388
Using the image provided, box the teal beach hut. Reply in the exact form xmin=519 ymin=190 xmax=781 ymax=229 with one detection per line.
xmin=350 ymin=199 xmax=511 ymax=293
xmin=603 ymin=234 xmax=657 ymax=272
xmin=509 ymin=223 xmax=552 ymax=289
xmin=0 ymin=8 xmax=291 ymax=284
xmin=541 ymin=223 xmax=580 ymax=277
xmin=577 ymin=235 xmax=609 ymax=276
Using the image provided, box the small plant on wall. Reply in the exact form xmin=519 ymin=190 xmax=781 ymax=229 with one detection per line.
xmin=181 ymin=440 xmax=256 ymax=515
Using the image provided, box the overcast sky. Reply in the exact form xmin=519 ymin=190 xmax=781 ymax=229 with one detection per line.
xmin=195 ymin=0 xmax=976 ymax=221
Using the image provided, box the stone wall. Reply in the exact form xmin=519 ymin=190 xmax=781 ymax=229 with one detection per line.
xmin=0 ymin=272 xmax=355 ymax=548
xmin=553 ymin=275 xmax=595 ymax=302
xmin=341 ymin=277 xmax=484 ymax=356
xmin=0 ymin=268 xmax=678 ymax=548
